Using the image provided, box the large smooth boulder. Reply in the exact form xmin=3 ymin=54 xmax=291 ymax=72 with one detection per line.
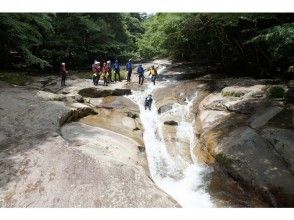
xmin=221 ymin=85 xmax=267 ymax=99
xmin=80 ymin=96 xmax=143 ymax=146
xmin=36 ymin=91 xmax=84 ymax=103
xmin=214 ymin=126 xmax=294 ymax=207
xmin=248 ymin=106 xmax=282 ymax=129
xmin=285 ymin=88 xmax=294 ymax=103
xmin=158 ymin=104 xmax=174 ymax=114
xmin=0 ymin=82 xmax=178 ymax=208
xmin=199 ymin=110 xmax=231 ymax=132
xmin=78 ymin=87 xmax=131 ymax=98
xmin=122 ymin=117 xmax=137 ymax=130
xmin=0 ymin=125 xmax=178 ymax=207
xmin=0 ymin=87 xmax=72 ymax=146
xmin=201 ymin=85 xmax=268 ymax=115
xmin=225 ymin=99 xmax=265 ymax=114
xmin=261 ymin=128 xmax=294 ymax=173
xmin=36 ymin=91 xmax=64 ymax=101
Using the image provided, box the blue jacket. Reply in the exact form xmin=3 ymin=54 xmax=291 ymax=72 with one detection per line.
xmin=137 ymin=66 xmax=144 ymax=75
xmin=126 ymin=62 xmax=132 ymax=71
xmin=114 ymin=62 xmax=120 ymax=71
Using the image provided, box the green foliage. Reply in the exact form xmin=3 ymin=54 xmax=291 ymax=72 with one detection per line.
xmin=247 ymin=23 xmax=294 ymax=62
xmin=114 ymin=70 xmax=128 ymax=80
xmin=0 ymin=14 xmax=53 ymax=69
xmin=2 ymin=12 xmax=294 ymax=78
xmin=0 ymin=13 xmax=144 ymax=71
xmin=222 ymin=91 xmax=245 ymax=97
xmin=73 ymin=71 xmax=92 ymax=79
xmin=0 ymin=72 xmax=30 ymax=86
xmin=268 ymin=86 xmax=285 ymax=99
xmin=136 ymin=14 xmax=170 ymax=59
xmin=138 ymin=13 xmax=294 ymax=76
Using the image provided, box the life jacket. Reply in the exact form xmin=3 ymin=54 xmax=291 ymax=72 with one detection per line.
xmin=114 ymin=63 xmax=120 ymax=70
xmin=103 ymin=66 xmax=109 ymax=73
xmin=126 ymin=62 xmax=132 ymax=70
xmin=149 ymin=68 xmax=157 ymax=76
xmin=107 ymin=65 xmax=112 ymax=73
xmin=102 ymin=66 xmax=109 ymax=77
xmin=101 ymin=72 xmax=109 ymax=78
xmin=137 ymin=66 xmax=144 ymax=74
xmin=145 ymin=96 xmax=152 ymax=105
xmin=92 ymin=64 xmax=101 ymax=73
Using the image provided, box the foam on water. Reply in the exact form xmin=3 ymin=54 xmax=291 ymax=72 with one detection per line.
xmin=128 ymin=67 xmax=214 ymax=208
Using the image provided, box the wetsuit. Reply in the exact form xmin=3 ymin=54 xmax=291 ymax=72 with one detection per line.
xmin=145 ymin=96 xmax=153 ymax=110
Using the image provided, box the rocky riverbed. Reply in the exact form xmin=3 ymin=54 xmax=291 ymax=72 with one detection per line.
xmin=0 ymin=61 xmax=293 ymax=207
xmin=153 ymin=64 xmax=294 ymax=207
xmin=0 ymin=77 xmax=178 ymax=207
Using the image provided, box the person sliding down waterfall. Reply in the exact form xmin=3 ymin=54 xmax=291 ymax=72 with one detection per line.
xmin=144 ymin=94 xmax=153 ymax=110
xmin=149 ymin=65 xmax=158 ymax=85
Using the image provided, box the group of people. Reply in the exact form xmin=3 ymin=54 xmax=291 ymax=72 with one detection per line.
xmin=59 ymin=59 xmax=157 ymax=110
xmin=60 ymin=59 xmax=158 ymax=87
xmin=91 ymin=59 xmax=158 ymax=86
xmin=91 ymin=60 xmax=117 ymax=86
xmin=136 ymin=64 xmax=158 ymax=85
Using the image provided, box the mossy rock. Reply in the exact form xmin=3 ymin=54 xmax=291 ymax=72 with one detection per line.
xmin=222 ymin=91 xmax=245 ymax=98
xmin=268 ymin=86 xmax=285 ymax=99
xmin=0 ymin=72 xmax=30 ymax=86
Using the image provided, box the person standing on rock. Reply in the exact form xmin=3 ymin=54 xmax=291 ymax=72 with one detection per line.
xmin=106 ymin=60 xmax=113 ymax=83
xmin=137 ymin=64 xmax=145 ymax=85
xmin=113 ymin=60 xmax=121 ymax=82
xmin=102 ymin=62 xmax=109 ymax=86
xmin=60 ymin=62 xmax=68 ymax=87
xmin=126 ymin=59 xmax=133 ymax=82
xmin=149 ymin=65 xmax=158 ymax=85
xmin=92 ymin=60 xmax=101 ymax=86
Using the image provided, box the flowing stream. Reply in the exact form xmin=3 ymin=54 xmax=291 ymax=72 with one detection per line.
xmin=128 ymin=67 xmax=214 ymax=208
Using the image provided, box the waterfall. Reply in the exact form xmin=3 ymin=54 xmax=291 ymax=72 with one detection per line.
xmin=128 ymin=68 xmax=214 ymax=207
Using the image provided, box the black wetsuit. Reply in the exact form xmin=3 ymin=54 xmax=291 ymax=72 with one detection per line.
xmin=144 ymin=96 xmax=153 ymax=110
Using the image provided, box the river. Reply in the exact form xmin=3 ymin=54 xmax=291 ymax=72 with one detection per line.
xmin=128 ymin=66 xmax=214 ymax=208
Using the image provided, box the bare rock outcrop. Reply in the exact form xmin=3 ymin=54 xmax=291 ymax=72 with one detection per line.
xmin=195 ymin=82 xmax=294 ymax=206
xmin=0 ymin=80 xmax=178 ymax=208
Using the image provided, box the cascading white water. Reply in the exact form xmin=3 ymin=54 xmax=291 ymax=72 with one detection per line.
xmin=128 ymin=67 xmax=214 ymax=208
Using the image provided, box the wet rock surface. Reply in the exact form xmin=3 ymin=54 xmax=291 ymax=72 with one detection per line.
xmin=193 ymin=80 xmax=294 ymax=207
xmin=152 ymin=66 xmax=294 ymax=207
xmin=80 ymin=96 xmax=144 ymax=146
xmin=158 ymin=104 xmax=173 ymax=114
xmin=0 ymin=79 xmax=178 ymax=207
xmin=1 ymin=61 xmax=294 ymax=207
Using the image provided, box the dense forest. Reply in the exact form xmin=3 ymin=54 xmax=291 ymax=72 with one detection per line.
xmin=1 ymin=13 xmax=294 ymax=78
xmin=0 ymin=13 xmax=145 ymax=71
